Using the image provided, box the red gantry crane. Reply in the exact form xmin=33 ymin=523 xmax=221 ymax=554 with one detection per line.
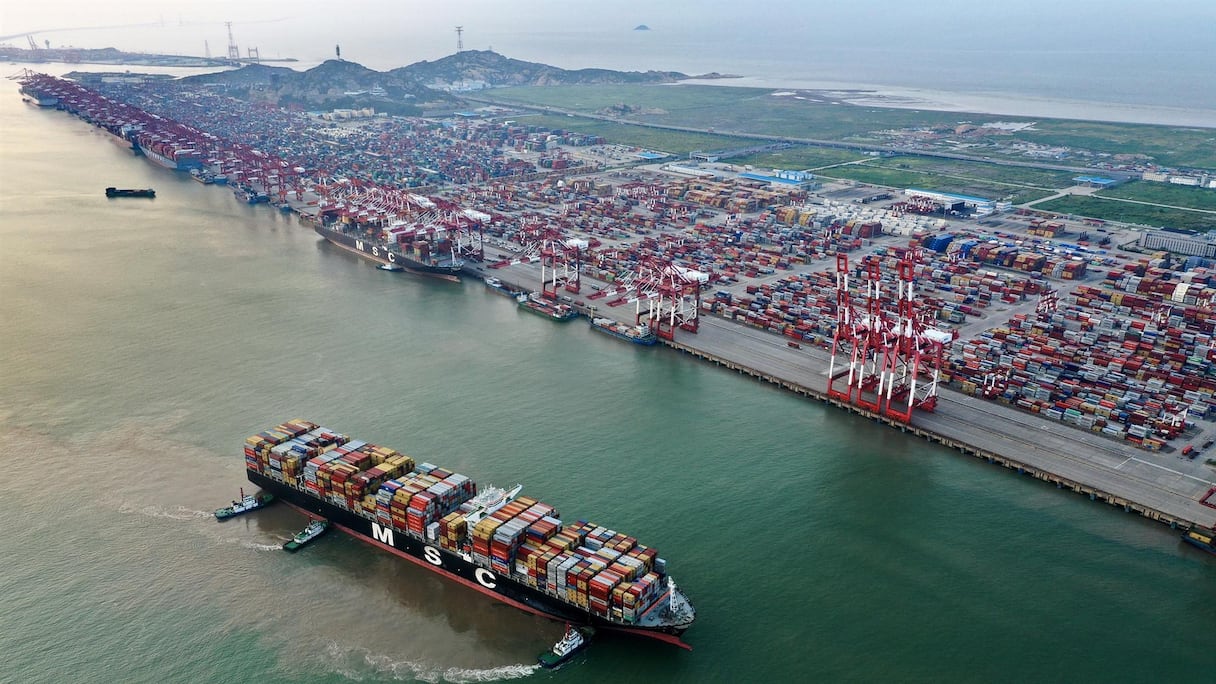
xmin=827 ymin=252 xmax=946 ymax=424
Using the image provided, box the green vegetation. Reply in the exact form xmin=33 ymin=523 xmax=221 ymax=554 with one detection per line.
xmin=812 ymin=162 xmax=1054 ymax=205
xmin=1034 ymin=195 xmax=1214 ymax=232
xmin=486 ymin=84 xmax=1216 ymax=172
xmin=730 ymin=148 xmax=870 ymax=169
xmin=513 ymin=113 xmax=753 ymax=155
xmin=865 ymin=156 xmax=1079 ymax=189
xmin=1013 ymin=121 xmax=1216 ymax=170
xmin=1097 ymin=180 xmax=1216 ymax=212
xmin=490 ymin=84 xmax=965 ymax=141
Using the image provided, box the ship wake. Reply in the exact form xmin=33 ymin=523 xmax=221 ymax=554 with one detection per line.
xmin=324 ymin=641 xmax=540 ymax=682
xmin=118 ymin=503 xmax=214 ymax=521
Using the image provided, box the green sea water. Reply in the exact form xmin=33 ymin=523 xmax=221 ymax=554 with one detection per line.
xmin=1 ymin=78 xmax=1213 ymax=684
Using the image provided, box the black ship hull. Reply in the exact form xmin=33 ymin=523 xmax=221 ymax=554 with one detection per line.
xmin=247 ymin=470 xmax=692 ymax=649
xmin=314 ymin=224 xmax=463 ymax=280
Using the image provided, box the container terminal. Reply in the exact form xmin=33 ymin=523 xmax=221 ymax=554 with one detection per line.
xmin=18 ymin=72 xmax=1216 ymax=537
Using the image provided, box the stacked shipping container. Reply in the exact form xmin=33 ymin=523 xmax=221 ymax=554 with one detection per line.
xmin=246 ymin=420 xmax=672 ymax=624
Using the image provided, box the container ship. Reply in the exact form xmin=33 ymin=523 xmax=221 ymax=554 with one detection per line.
xmin=590 ymin=317 xmax=658 ymax=345
xmin=134 ymin=133 xmax=203 ymax=171
xmin=518 ymin=293 xmax=579 ymax=322
xmin=243 ymin=420 xmax=696 ymax=648
xmin=19 ymin=84 xmax=58 ymax=108
xmin=313 ymin=221 xmax=464 ymax=280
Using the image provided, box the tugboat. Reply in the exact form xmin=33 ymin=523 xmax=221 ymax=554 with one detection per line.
xmin=283 ymin=518 xmax=329 ymax=552
xmin=214 ymin=488 xmax=274 ymax=520
xmin=377 ymin=263 xmax=404 ymax=272
xmin=537 ymin=625 xmax=595 ymax=669
xmin=1181 ymin=527 xmax=1216 ymax=556
xmin=105 ymin=187 xmax=155 ymax=198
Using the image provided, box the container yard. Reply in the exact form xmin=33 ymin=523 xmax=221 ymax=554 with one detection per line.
xmin=19 ymin=71 xmax=1216 ymax=535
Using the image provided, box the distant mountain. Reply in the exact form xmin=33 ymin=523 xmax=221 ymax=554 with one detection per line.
xmin=176 ymin=51 xmax=695 ymax=112
xmin=391 ymin=50 xmax=688 ymax=87
xmin=181 ymin=59 xmax=442 ymax=114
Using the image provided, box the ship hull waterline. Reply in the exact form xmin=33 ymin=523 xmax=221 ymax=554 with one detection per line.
xmin=313 ymin=225 xmax=462 ymax=283
xmin=248 ymin=471 xmax=692 ymax=650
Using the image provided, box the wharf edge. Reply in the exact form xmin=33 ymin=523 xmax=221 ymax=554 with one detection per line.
xmin=658 ymin=335 xmax=1208 ymax=532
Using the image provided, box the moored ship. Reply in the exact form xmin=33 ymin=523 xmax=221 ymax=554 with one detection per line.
xmin=19 ymin=84 xmax=58 ymax=108
xmin=242 ymin=420 xmax=695 ymax=648
xmin=518 ymin=292 xmax=579 ymax=321
xmin=590 ymin=317 xmax=658 ymax=345
xmin=1182 ymin=527 xmax=1216 ymax=555
xmin=313 ymin=221 xmax=465 ymax=280
xmin=484 ymin=276 xmax=525 ymax=299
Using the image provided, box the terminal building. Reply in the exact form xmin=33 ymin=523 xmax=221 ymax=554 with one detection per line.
xmin=738 ymin=169 xmax=819 ymax=190
xmin=904 ymin=188 xmax=996 ymax=215
xmin=1137 ymin=229 xmax=1216 ymax=258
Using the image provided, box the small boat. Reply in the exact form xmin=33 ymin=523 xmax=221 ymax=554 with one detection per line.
xmin=283 ymin=518 xmax=329 ymax=552
xmin=214 ymin=488 xmax=274 ymax=520
xmin=537 ymin=625 xmax=594 ymax=669
xmin=1181 ymin=527 xmax=1216 ymax=556
xmin=377 ymin=263 xmax=404 ymax=272
xmin=105 ymin=187 xmax=155 ymax=198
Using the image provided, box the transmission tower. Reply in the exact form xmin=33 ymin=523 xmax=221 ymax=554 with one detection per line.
xmin=225 ymin=22 xmax=240 ymax=61
xmin=455 ymin=26 xmax=464 ymax=52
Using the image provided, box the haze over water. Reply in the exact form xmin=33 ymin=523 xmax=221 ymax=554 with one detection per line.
xmin=4 ymin=0 xmax=1216 ymax=126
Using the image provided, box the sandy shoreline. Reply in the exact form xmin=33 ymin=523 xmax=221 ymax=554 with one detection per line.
xmin=677 ymin=76 xmax=1216 ymax=129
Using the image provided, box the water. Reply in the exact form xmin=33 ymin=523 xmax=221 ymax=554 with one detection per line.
xmin=2 ymin=78 xmax=1214 ymax=683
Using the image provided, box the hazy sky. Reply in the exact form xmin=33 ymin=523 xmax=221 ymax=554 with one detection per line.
xmin=4 ymin=1 xmax=1213 ymax=70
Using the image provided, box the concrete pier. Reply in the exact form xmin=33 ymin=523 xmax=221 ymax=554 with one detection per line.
xmin=474 ymin=262 xmax=1216 ymax=532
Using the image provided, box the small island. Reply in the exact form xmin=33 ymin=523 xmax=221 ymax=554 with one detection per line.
xmin=634 ymin=25 xmax=651 ymax=31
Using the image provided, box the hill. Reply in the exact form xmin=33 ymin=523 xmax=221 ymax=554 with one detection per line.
xmin=390 ymin=50 xmax=688 ymax=87
xmin=177 ymin=51 xmax=694 ymax=112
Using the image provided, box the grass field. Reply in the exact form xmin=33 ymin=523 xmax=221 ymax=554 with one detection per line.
xmin=1034 ymin=195 xmax=1214 ymax=232
xmin=513 ymin=112 xmax=755 ymax=155
xmin=489 ymin=84 xmax=967 ymax=141
xmin=865 ymin=156 xmax=1079 ymax=189
xmin=1096 ymin=180 xmax=1216 ymax=212
xmin=485 ymin=85 xmax=1216 ymax=172
xmin=810 ymin=163 xmax=1054 ymax=204
xmin=729 ymin=148 xmax=871 ymax=169
xmin=1014 ymin=121 xmax=1216 ymax=170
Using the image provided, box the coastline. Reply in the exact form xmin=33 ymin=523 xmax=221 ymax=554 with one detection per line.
xmin=676 ymin=76 xmax=1216 ymax=129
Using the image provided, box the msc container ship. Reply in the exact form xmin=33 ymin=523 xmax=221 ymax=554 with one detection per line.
xmin=313 ymin=220 xmax=465 ymax=280
xmin=243 ymin=420 xmax=696 ymax=648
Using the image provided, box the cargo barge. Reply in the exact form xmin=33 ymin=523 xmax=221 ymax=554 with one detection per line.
xmin=1181 ymin=527 xmax=1216 ymax=556
xmin=105 ymin=187 xmax=155 ymax=199
xmin=590 ymin=317 xmax=657 ymax=345
xmin=313 ymin=222 xmax=464 ymax=280
xmin=484 ymin=276 xmax=525 ymax=299
xmin=243 ymin=420 xmax=695 ymax=648
xmin=518 ymin=293 xmax=579 ymax=322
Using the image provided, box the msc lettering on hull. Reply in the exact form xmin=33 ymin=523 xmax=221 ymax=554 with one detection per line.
xmin=354 ymin=239 xmax=395 ymax=263
xmin=424 ymin=546 xmax=442 ymax=566
xmin=372 ymin=522 xmax=394 ymax=546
